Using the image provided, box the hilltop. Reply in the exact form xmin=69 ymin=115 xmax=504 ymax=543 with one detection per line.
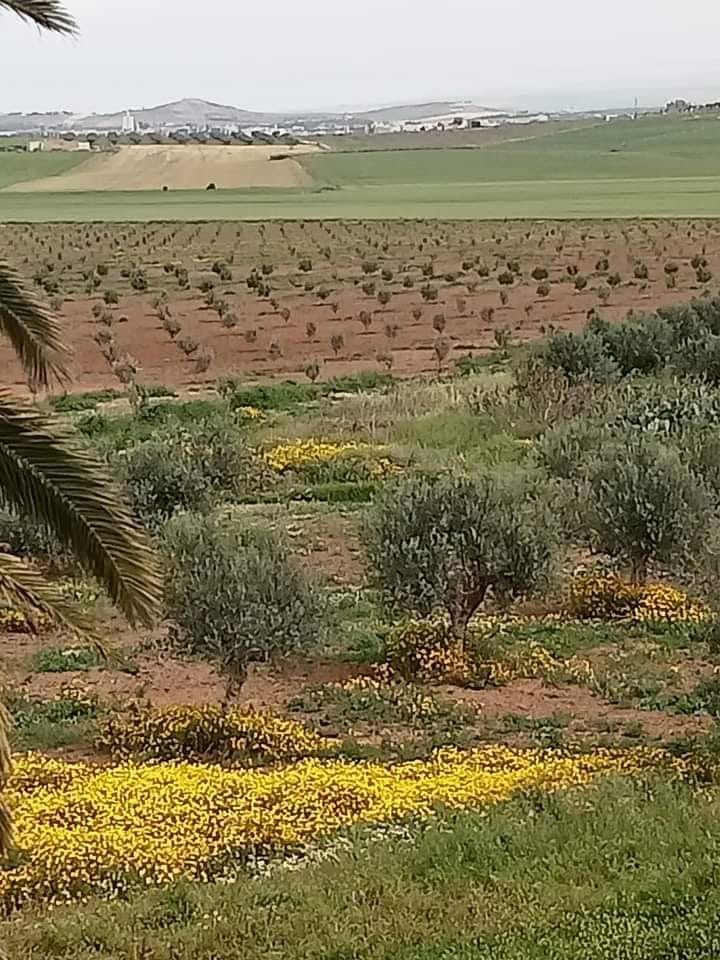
xmin=0 ymin=98 xmax=509 ymax=133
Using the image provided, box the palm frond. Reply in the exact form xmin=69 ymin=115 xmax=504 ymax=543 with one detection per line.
xmin=0 ymin=264 xmax=71 ymax=389
xmin=0 ymin=0 xmax=76 ymax=33
xmin=0 ymin=394 xmax=162 ymax=627
xmin=0 ymin=550 xmax=97 ymax=638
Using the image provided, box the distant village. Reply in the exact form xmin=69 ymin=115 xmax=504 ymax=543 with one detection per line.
xmin=2 ymin=98 xmax=693 ymax=153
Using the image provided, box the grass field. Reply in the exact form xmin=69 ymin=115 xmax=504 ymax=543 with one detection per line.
xmin=2 ymin=115 xmax=720 ymax=220
xmin=0 ymin=150 xmax=87 ymax=189
xmin=306 ymin=116 xmax=720 ymax=184
xmin=4 ymin=176 xmax=720 ymax=221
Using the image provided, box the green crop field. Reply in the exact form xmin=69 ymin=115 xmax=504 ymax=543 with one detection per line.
xmin=0 ymin=150 xmax=87 ymax=189
xmin=305 ymin=115 xmax=720 ymax=185
xmin=1 ymin=114 xmax=720 ymax=221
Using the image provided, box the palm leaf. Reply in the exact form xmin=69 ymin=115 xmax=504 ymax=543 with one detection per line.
xmin=0 ymin=264 xmax=71 ymax=390
xmin=0 ymin=551 xmax=98 ymax=638
xmin=0 ymin=393 xmax=162 ymax=627
xmin=0 ymin=0 xmax=76 ymax=32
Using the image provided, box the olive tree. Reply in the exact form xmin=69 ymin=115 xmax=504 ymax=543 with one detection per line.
xmin=583 ymin=438 xmax=707 ymax=582
xmin=163 ymin=516 xmax=326 ymax=700
xmin=362 ymin=474 xmax=554 ymax=641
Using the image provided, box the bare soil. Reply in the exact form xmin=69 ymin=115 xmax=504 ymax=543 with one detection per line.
xmin=5 ymin=145 xmax=318 ymax=193
xmin=0 ymin=219 xmax=714 ymax=394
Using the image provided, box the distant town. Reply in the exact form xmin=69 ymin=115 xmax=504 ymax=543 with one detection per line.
xmin=2 ymin=95 xmax=717 ymax=152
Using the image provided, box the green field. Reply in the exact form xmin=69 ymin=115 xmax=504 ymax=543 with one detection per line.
xmin=306 ymin=116 xmax=720 ymax=184
xmin=0 ymin=149 xmax=87 ymax=189
xmin=1 ymin=114 xmax=720 ymax=220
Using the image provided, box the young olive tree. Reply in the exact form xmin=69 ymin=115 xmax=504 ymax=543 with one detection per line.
xmin=163 ymin=516 xmax=326 ymax=701
xmin=362 ymin=474 xmax=554 ymax=642
xmin=583 ymin=438 xmax=707 ymax=582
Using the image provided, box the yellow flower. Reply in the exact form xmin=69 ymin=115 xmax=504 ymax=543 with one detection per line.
xmin=264 ymin=439 xmax=399 ymax=482
xmin=0 ymin=608 xmax=49 ymax=634
xmin=566 ymin=574 xmax=709 ymax=625
xmin=1 ymin=746 xmax=684 ymax=911
xmin=236 ymin=406 xmax=265 ymax=422
xmin=96 ymin=704 xmax=335 ymax=765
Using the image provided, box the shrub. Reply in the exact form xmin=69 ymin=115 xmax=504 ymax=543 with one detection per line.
xmin=289 ymin=676 xmax=472 ymax=731
xmin=118 ymin=424 xmax=265 ymax=526
xmin=539 ymin=330 xmax=618 ymax=384
xmin=538 ymin=419 xmax=611 ymax=480
xmin=163 ymin=517 xmax=326 ymax=698
xmin=678 ymin=335 xmax=720 ymax=384
xmin=583 ymin=438 xmax=707 ymax=581
xmin=362 ymin=474 xmax=554 ymax=638
xmin=601 ymin=313 xmax=673 ymax=375
xmin=383 ymin=617 xmax=469 ymax=683
xmin=0 ymin=509 xmax=64 ymax=564
xmin=97 ymin=703 xmax=334 ymax=764
xmin=567 ymin=573 xmax=709 ymax=624
xmin=118 ymin=439 xmax=211 ymax=524
xmin=611 ymin=379 xmax=720 ymax=436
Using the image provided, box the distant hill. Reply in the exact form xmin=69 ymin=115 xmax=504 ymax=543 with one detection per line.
xmin=0 ymin=98 xmax=515 ymax=134
xmin=356 ymin=101 xmax=502 ymax=123
xmin=72 ymin=99 xmax=269 ymax=131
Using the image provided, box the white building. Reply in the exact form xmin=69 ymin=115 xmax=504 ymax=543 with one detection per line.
xmin=121 ymin=111 xmax=136 ymax=134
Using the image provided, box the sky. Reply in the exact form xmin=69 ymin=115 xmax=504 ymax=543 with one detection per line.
xmin=4 ymin=0 xmax=720 ymax=114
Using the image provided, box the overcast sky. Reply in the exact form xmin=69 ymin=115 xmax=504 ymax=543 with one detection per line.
xmin=4 ymin=0 xmax=720 ymax=114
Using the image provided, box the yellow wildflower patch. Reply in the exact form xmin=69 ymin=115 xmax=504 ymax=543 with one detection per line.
xmin=1 ymin=747 xmax=681 ymax=911
xmin=567 ymin=574 xmax=709 ymax=624
xmin=96 ymin=704 xmax=336 ymax=764
xmin=0 ymin=608 xmax=49 ymax=634
xmin=631 ymin=582 xmax=710 ymax=625
xmin=235 ymin=405 xmax=265 ymax=423
xmin=264 ymin=439 xmax=398 ymax=482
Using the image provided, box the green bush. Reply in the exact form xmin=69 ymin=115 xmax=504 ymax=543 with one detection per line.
xmin=32 ymin=646 xmax=101 ymax=673
xmin=678 ymin=427 xmax=720 ymax=505
xmin=362 ymin=474 xmax=554 ymax=636
xmin=163 ymin=515 xmax=327 ymax=698
xmin=583 ymin=438 xmax=707 ymax=582
xmin=677 ymin=335 xmax=720 ymax=384
xmin=539 ymin=330 xmax=618 ymax=384
xmin=538 ymin=419 xmax=610 ymax=480
xmin=532 ymin=298 xmax=720 ymax=387
xmin=218 ymin=371 xmax=395 ymax=411
xmin=610 ymin=379 xmax=720 ymax=436
xmin=118 ymin=424 xmax=267 ymax=526
xmin=601 ymin=312 xmax=673 ymax=375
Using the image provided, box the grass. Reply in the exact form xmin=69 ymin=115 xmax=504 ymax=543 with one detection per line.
xmin=390 ymin=409 xmax=530 ymax=467
xmin=9 ymin=176 xmax=720 ymax=220
xmin=7 ymin=115 xmax=720 ymax=220
xmin=5 ymin=777 xmax=720 ymax=958
xmin=8 ymin=692 xmax=99 ymax=751
xmin=0 ymin=150 xmax=88 ymax=189
xmin=303 ymin=116 xmax=720 ymax=185
xmin=31 ymin=646 xmax=101 ymax=673
xmin=47 ymin=385 xmax=176 ymax=413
